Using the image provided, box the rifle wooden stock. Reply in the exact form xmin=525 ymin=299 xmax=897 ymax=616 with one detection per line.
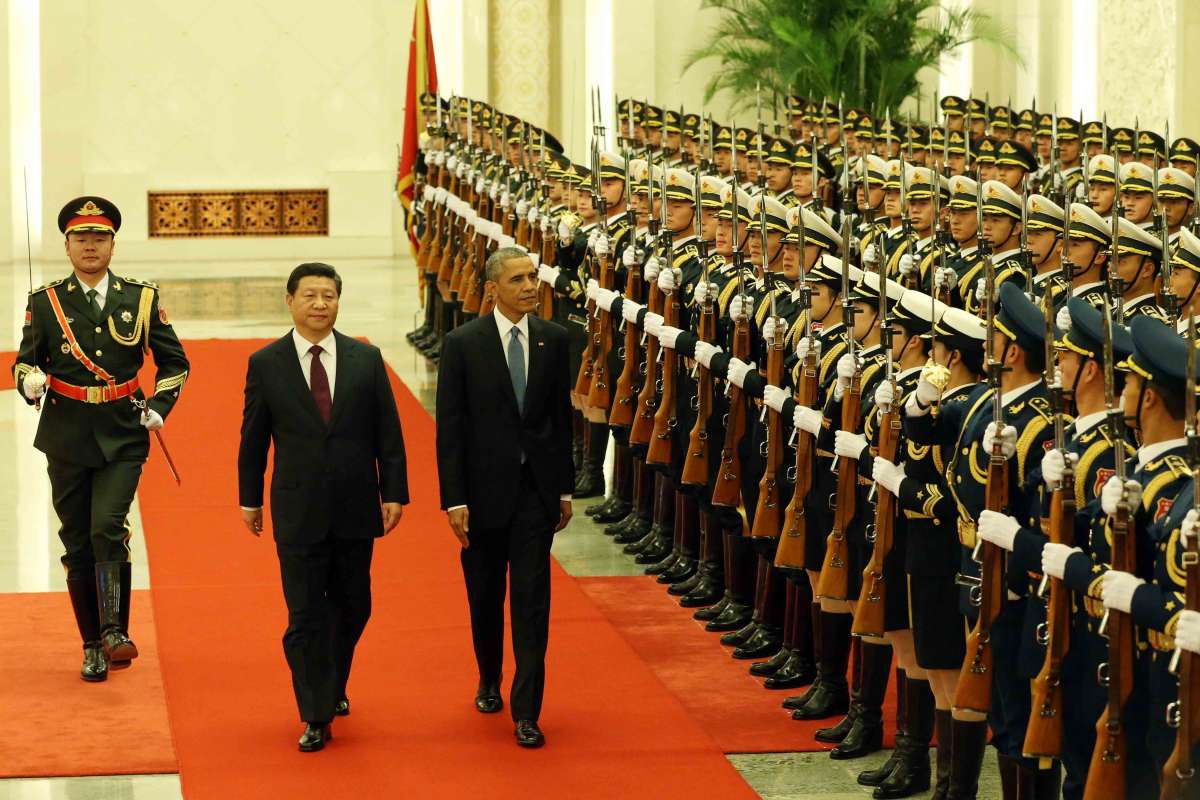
xmin=1161 ymin=523 xmax=1200 ymax=799
xmin=516 ymin=217 xmax=530 ymax=250
xmin=461 ymin=234 xmax=489 ymax=315
xmin=415 ymin=167 xmax=438 ymax=270
xmin=646 ymin=285 xmax=679 ymax=465
xmin=1023 ymin=483 xmax=1074 ymax=760
xmin=954 ymin=453 xmax=1009 ymax=715
xmin=775 ymin=349 xmax=819 ymax=569
xmin=535 ymin=225 xmax=554 ymax=320
xmin=681 ymin=301 xmax=716 ymax=485
xmin=502 ymin=209 xmax=515 ymax=238
xmin=1084 ymin=504 xmax=1136 ymax=800
xmin=609 ymin=264 xmax=645 ymax=429
xmin=851 ymin=401 xmax=901 ymax=637
xmin=816 ymin=375 xmax=861 ymax=600
xmin=586 ymin=250 xmax=616 ymax=415
xmin=448 ymin=216 xmax=469 ymax=295
xmin=711 ymin=320 xmax=751 ymax=507
xmin=751 ymin=336 xmax=786 ymax=539
xmin=629 ymin=283 xmax=664 ymax=446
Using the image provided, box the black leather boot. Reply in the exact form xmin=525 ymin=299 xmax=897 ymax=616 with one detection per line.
xmin=996 ymin=754 xmax=1020 ymax=800
xmin=680 ymin=570 xmax=724 ymax=607
xmin=614 ymin=516 xmax=653 ymax=544
xmin=733 ymin=623 xmax=782 ymax=660
xmin=931 ymin=709 xmax=952 ymax=800
xmin=874 ymin=677 xmax=933 ymax=798
xmin=96 ymin=561 xmax=138 ymax=665
xmin=635 ymin=534 xmax=673 ymax=565
xmin=829 ymin=641 xmax=890 ymax=759
xmin=792 ymin=611 xmax=851 ymax=721
xmin=644 ymin=551 xmax=680 ymax=575
xmin=657 ymin=555 xmax=696 ymax=585
xmin=668 ymin=562 xmax=705 ymax=596
xmin=595 ymin=498 xmax=632 ymax=523
xmin=1032 ymin=764 xmax=1062 ymax=799
xmin=585 ymin=496 xmax=614 ymax=516
xmin=749 ymin=646 xmax=792 ymax=677
xmin=945 ymin=718 xmax=988 ymax=800
xmin=67 ymin=573 xmax=107 ymax=682
xmin=624 ymin=525 xmax=660 ymax=554
xmin=705 ymin=599 xmax=752 ymax=632
xmin=595 ymin=445 xmax=632 ymax=522
xmin=859 ymin=668 xmax=908 ymax=785
xmin=763 ymin=648 xmax=815 ymax=689
xmin=720 ymin=619 xmax=759 ymax=647
xmin=693 ymin=592 xmax=732 ymax=621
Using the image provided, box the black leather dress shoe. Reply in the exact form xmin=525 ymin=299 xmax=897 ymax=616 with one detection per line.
xmin=595 ymin=500 xmax=632 ymax=524
xmin=514 ymin=719 xmax=545 ymax=748
xmin=603 ymin=511 xmax=638 ymax=537
xmin=732 ymin=625 xmax=782 ymax=660
xmin=693 ymin=594 xmax=732 ymax=621
xmin=613 ymin=517 xmax=652 ymax=544
xmin=584 ymin=497 xmax=613 ymax=516
xmin=298 ymin=723 xmax=332 ymax=752
xmin=81 ymin=643 xmax=108 ymax=682
xmin=748 ymin=646 xmax=791 ymax=677
xmin=719 ymin=620 xmax=759 ymax=647
xmin=668 ymin=568 xmax=704 ymax=596
xmin=705 ymin=602 xmax=752 ymax=632
xmin=102 ymin=629 xmax=138 ymax=664
xmin=475 ymin=686 xmax=503 ymax=714
xmin=634 ymin=536 xmax=672 ymax=565
xmin=643 ymin=551 xmax=679 ymax=575
xmin=334 ymin=698 xmax=350 ymax=717
xmin=657 ymin=557 xmax=697 ymax=585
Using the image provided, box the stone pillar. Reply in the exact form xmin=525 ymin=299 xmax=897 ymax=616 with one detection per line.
xmin=1097 ymin=0 xmax=1174 ymax=130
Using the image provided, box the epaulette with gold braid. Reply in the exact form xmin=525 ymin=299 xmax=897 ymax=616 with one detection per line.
xmin=31 ymin=277 xmax=67 ymax=295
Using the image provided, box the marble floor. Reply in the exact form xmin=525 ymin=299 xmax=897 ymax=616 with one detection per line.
xmin=0 ymin=254 xmax=999 ymax=799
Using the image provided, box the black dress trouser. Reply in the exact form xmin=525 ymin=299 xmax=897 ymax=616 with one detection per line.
xmin=460 ymin=465 xmax=555 ymax=722
xmin=275 ymin=535 xmax=375 ymax=725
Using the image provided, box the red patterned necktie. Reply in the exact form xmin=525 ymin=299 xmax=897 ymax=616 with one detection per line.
xmin=308 ymin=344 xmax=332 ymax=423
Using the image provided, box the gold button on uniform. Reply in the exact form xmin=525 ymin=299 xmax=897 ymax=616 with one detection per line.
xmin=95 ymin=326 xmax=102 ymax=333
xmin=95 ymin=349 xmax=102 ymax=356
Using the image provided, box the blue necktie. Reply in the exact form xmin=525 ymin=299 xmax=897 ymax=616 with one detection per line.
xmin=508 ymin=326 xmax=526 ymax=412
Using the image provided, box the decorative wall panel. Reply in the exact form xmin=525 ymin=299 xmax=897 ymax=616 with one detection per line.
xmin=148 ymin=190 xmax=328 ymax=237
xmin=489 ymin=0 xmax=551 ymax=128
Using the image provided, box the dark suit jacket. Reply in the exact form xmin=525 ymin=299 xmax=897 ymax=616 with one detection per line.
xmin=238 ymin=331 xmax=409 ymax=544
xmin=436 ymin=312 xmax=575 ymax=529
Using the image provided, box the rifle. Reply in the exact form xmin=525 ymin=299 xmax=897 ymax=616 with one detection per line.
xmin=1109 ymin=130 xmax=1127 ymax=320
xmin=1156 ymin=121 xmax=1179 ymax=321
xmin=514 ymin=122 xmax=531 ymax=247
xmin=610 ymin=140 xmax=644 ymax=429
xmin=852 ymin=220 xmax=899 ymax=637
xmin=1083 ymin=297 xmax=1136 ymax=799
xmin=775 ymin=197 xmax=817 ymax=568
xmin=1023 ymin=274 xmax=1073 ymax=761
xmin=816 ymin=215 xmax=861 ymax=601
xmin=954 ymin=172 xmax=1006 ymax=715
xmin=751 ymin=198 xmax=785 ymax=540
xmin=713 ymin=131 xmax=750 ymax=507
xmin=631 ymin=147 xmax=664 ymax=447
xmin=587 ymin=87 xmax=616 ymax=416
xmin=683 ymin=137 xmax=716 ymax=485
xmin=648 ymin=161 xmax=678 ymax=465
xmin=535 ymin=133 xmax=556 ymax=320
xmin=1049 ymin=106 xmax=1062 ymax=206
xmin=898 ymin=110 xmax=919 ymax=290
xmin=1162 ymin=314 xmax=1200 ymax=799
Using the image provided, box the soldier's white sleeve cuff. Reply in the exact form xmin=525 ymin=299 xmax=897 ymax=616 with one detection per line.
xmin=240 ymin=507 xmax=262 ymax=512
xmin=561 ymin=494 xmax=573 ymax=502
xmin=447 ymin=504 xmax=467 ymax=512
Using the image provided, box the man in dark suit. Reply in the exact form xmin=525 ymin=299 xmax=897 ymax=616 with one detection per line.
xmin=238 ymin=262 xmax=409 ymax=752
xmin=436 ymin=246 xmax=575 ymax=748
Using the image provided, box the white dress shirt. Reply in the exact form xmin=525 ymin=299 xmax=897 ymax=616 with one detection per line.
xmin=79 ymin=271 xmax=111 ymax=308
xmin=293 ymin=329 xmax=337 ymax=401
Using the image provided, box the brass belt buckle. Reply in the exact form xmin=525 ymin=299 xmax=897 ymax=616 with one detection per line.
xmin=86 ymin=385 xmax=100 ymax=404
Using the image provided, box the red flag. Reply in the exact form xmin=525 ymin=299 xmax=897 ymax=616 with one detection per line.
xmin=397 ymin=0 xmax=438 ymax=254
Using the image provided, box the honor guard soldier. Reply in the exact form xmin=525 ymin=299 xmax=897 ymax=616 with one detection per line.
xmin=941 ymin=96 xmax=967 ymax=134
xmin=1063 ymin=203 xmax=1112 ymax=308
xmin=1136 ymin=130 xmax=1167 ymax=169
xmin=1082 ymin=120 xmax=1109 ymax=160
xmin=13 ymin=197 xmax=189 ymax=682
xmin=945 ymin=174 xmax=986 ymax=312
xmin=967 ymin=98 xmax=989 ymax=139
xmin=996 ymin=140 xmax=1039 ymax=192
xmin=1119 ymin=161 xmax=1156 ymax=228
xmin=1170 ymin=228 xmax=1200 ymax=325
xmin=1170 ymin=136 xmax=1200 ymax=178
xmin=1086 ymin=153 xmax=1118 ymax=219
xmin=1024 ymin=194 xmax=1068 ymax=302
xmin=976 ymin=180 xmax=1030 ymax=298
xmin=1113 ymin=216 xmax=1169 ymax=324
xmin=989 ymin=105 xmax=1013 ymax=142
xmin=1014 ymin=108 xmax=1037 ymax=152
xmin=1157 ymin=166 xmax=1195 ymax=245
xmin=1055 ymin=116 xmax=1087 ymax=201
xmin=1111 ymin=127 xmax=1137 ymax=164
xmin=765 ymin=137 xmax=798 ymax=207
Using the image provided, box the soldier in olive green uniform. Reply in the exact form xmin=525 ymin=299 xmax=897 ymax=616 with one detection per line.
xmin=13 ymin=197 xmax=189 ymax=682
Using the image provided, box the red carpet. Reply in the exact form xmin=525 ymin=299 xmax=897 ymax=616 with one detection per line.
xmin=0 ymin=591 xmax=177 ymax=777
xmin=136 ymin=339 xmax=756 ymax=799
xmin=579 ymin=576 xmax=897 ymax=754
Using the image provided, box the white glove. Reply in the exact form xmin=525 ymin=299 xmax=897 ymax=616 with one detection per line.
xmin=834 ymin=430 xmax=868 ymax=460
xmin=1102 ymin=570 xmax=1145 ymax=614
xmin=536 ymin=264 xmax=561 ymax=286
xmin=726 ymin=358 xmax=755 ymax=388
xmin=423 ymin=184 xmax=436 ymax=203
xmin=643 ymin=312 xmax=665 ymax=338
xmin=585 ymin=278 xmax=600 ymax=301
xmin=795 ymin=336 xmax=820 ymax=362
xmin=934 ymin=266 xmax=957 ymax=290
xmin=694 ymin=281 xmax=717 ymax=305
xmin=694 ymin=341 xmax=722 ymax=369
xmin=874 ymin=457 xmax=905 ymax=495
xmin=623 ymin=244 xmax=644 ymax=268
xmin=21 ymin=368 xmax=46 ymax=401
xmin=977 ymin=510 xmax=1021 ymax=552
xmin=621 ymin=300 xmax=643 ymax=325
xmin=762 ymin=316 xmax=780 ymax=344
xmin=728 ymin=293 xmax=749 ymax=321
xmin=1184 ymin=509 xmax=1200 ymax=548
xmin=874 ymin=381 xmax=894 ymax=409
xmin=455 ymin=161 xmax=468 ymax=179
xmin=527 ymin=206 xmax=539 ymax=225
xmin=558 ymin=220 xmax=574 ymax=246
xmin=446 ymin=154 xmax=458 ymax=171
xmin=1056 ymin=304 xmax=1072 ymax=333
xmin=914 ymin=377 xmax=941 ymax=407
xmin=516 ymin=198 xmax=529 ymax=218
xmin=644 ymin=255 xmax=662 ymax=283
xmin=540 ymin=213 xmax=552 ymax=233
xmin=488 ymin=182 xmax=499 ymax=200
xmin=658 ymin=267 xmax=681 ymax=294
xmin=658 ymin=325 xmax=683 ymax=350
xmin=862 ymin=243 xmax=877 ymax=265
xmin=434 ymin=187 xmax=448 ymax=205
xmin=794 ymin=405 xmax=823 ymax=435
xmin=594 ymin=232 xmax=610 ymax=256
xmin=595 ymin=288 xmax=619 ymax=312
xmin=982 ymin=422 xmax=1017 ymax=459
xmin=1101 ymin=476 xmax=1142 ymax=517
xmin=834 ymin=352 xmax=857 ymax=400
xmin=1177 ymin=610 xmax=1200 ymax=655
xmin=975 ymin=276 xmax=987 ymax=302
xmin=1041 ymin=543 xmax=1081 ymax=579
xmin=898 ymin=252 xmax=915 ymax=276
xmin=475 ymin=176 xmax=485 ymax=194
xmin=1041 ymin=449 xmax=1078 ymax=491
xmin=764 ymin=384 xmax=790 ymax=413
xmin=140 ymin=408 xmax=164 ymax=431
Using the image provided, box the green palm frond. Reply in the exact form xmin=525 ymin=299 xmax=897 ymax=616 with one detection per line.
xmin=686 ymin=0 xmax=1021 ymax=115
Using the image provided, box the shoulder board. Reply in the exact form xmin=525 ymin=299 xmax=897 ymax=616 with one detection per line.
xmin=608 ymin=217 xmax=631 ymax=236
xmin=673 ymin=243 xmax=699 ymax=266
xmin=30 ymin=277 xmax=67 ymax=294
xmin=1028 ymin=396 xmax=1053 ymax=422
xmin=122 ymin=277 xmax=160 ymax=290
xmin=1165 ymin=454 xmax=1192 ymax=479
